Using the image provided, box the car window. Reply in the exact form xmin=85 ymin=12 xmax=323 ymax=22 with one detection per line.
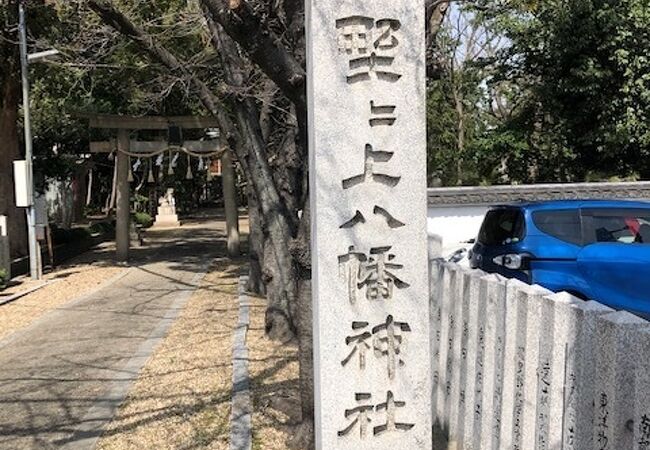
xmin=478 ymin=208 xmax=525 ymax=245
xmin=586 ymin=209 xmax=650 ymax=244
xmin=532 ymin=209 xmax=583 ymax=245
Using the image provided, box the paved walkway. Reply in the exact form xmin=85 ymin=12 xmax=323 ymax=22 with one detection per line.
xmin=0 ymin=213 xmax=230 ymax=449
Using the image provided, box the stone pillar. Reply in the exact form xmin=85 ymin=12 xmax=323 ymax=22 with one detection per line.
xmin=543 ymin=294 xmax=612 ymax=450
xmin=478 ymin=274 xmax=507 ymax=450
xmin=430 ymin=259 xmax=444 ymax=424
xmin=530 ymin=287 xmax=557 ymax=450
xmin=0 ymin=215 xmax=10 ymax=279
xmin=594 ymin=311 xmax=648 ymax=450
xmin=459 ymin=270 xmax=487 ymax=450
xmin=499 ymin=279 xmax=550 ymax=450
xmin=115 ymin=130 xmax=130 ymax=262
xmin=634 ymin=328 xmax=650 ymax=450
xmin=307 ymin=1 xmax=431 ymax=447
xmin=448 ymin=266 xmax=469 ymax=443
xmin=436 ymin=265 xmax=461 ymax=429
xmin=222 ymin=150 xmax=240 ymax=257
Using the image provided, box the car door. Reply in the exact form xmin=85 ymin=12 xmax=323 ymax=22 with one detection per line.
xmin=578 ymin=208 xmax=650 ymax=318
xmin=577 ymin=244 xmax=650 ymax=317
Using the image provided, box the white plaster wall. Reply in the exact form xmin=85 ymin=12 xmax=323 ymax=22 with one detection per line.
xmin=427 ymin=205 xmax=488 ymax=251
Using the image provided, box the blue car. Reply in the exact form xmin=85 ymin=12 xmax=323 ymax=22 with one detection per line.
xmin=469 ymin=199 xmax=650 ymax=319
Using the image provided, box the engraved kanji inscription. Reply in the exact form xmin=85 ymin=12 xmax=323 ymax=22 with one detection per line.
xmin=338 ymin=246 xmax=367 ymax=304
xmin=374 ymin=391 xmax=415 ymax=436
xmin=338 ymin=393 xmax=374 ymax=439
xmin=336 ymin=16 xmax=374 ymax=55
xmin=374 ymin=19 xmax=401 ymax=51
xmin=373 ymin=315 xmax=411 ymax=380
xmin=340 ymin=206 xmax=405 ymax=229
xmin=341 ymin=322 xmax=372 ymax=370
xmin=338 ymin=392 xmax=415 ymax=440
xmin=342 ymin=144 xmax=401 ymax=190
xmin=338 ymin=246 xmax=410 ymax=303
xmin=361 ymin=247 xmax=410 ymax=300
xmin=596 ymin=393 xmax=609 ymax=450
xmin=336 ymin=16 xmax=403 ymax=83
xmin=639 ymin=414 xmax=650 ymax=450
xmin=370 ymin=101 xmax=397 ymax=127
xmin=341 ymin=316 xmax=411 ymax=379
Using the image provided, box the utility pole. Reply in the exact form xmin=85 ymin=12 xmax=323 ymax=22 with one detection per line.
xmin=18 ymin=0 xmax=42 ymax=280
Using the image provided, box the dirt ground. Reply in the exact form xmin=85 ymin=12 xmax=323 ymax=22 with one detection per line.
xmin=247 ymin=296 xmax=301 ymax=450
xmin=92 ymin=261 xmax=302 ymax=450
xmin=0 ymin=242 xmax=124 ymax=342
xmin=94 ymin=257 xmax=240 ymax=450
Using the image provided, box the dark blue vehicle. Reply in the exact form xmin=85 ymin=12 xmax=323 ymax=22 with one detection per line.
xmin=469 ymin=200 xmax=650 ymax=319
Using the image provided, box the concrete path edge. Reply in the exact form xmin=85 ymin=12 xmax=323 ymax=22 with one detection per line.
xmin=58 ymin=264 xmax=210 ymax=450
xmin=230 ymin=275 xmax=252 ymax=450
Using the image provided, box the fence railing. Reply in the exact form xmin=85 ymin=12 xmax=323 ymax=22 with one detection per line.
xmin=429 ymin=260 xmax=650 ymax=450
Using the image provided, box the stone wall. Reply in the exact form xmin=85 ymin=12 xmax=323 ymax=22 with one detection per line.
xmin=429 ymin=260 xmax=650 ymax=450
xmin=427 ymin=182 xmax=650 ymax=258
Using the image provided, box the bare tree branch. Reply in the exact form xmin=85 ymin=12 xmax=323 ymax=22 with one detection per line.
xmin=200 ymin=0 xmax=306 ymax=113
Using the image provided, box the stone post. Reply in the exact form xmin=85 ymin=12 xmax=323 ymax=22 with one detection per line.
xmin=478 ymin=274 xmax=507 ymax=450
xmin=222 ymin=150 xmax=240 ymax=257
xmin=307 ymin=1 xmax=431 ymax=447
xmin=436 ymin=265 xmax=461 ymax=430
xmin=499 ymin=279 xmax=550 ymax=450
xmin=459 ymin=270 xmax=487 ymax=450
xmin=634 ymin=328 xmax=650 ymax=450
xmin=430 ymin=259 xmax=444 ymax=425
xmin=116 ymin=130 xmax=130 ymax=262
xmin=448 ymin=266 xmax=469 ymax=442
xmin=542 ymin=294 xmax=612 ymax=450
xmin=594 ymin=311 xmax=648 ymax=450
xmin=0 ymin=215 xmax=10 ymax=279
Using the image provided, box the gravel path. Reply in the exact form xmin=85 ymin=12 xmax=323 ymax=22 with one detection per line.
xmin=0 ymin=243 xmax=124 ymax=342
xmin=95 ymin=257 xmax=242 ymax=450
xmin=0 ymin=214 xmax=226 ymax=449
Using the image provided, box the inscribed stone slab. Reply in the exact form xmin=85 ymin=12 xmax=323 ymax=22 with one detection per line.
xmin=499 ymin=279 xmax=547 ymax=450
xmin=435 ymin=264 xmax=455 ymax=429
xmin=594 ymin=311 xmax=648 ymax=450
xmin=429 ymin=259 xmax=444 ymax=423
xmin=307 ymin=1 xmax=431 ymax=448
xmin=478 ymin=274 xmax=507 ymax=450
xmin=549 ymin=297 xmax=612 ymax=450
xmin=459 ymin=270 xmax=487 ymax=450
xmin=634 ymin=328 xmax=650 ymax=450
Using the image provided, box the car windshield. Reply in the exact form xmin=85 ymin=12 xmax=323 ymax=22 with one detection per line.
xmin=589 ymin=209 xmax=650 ymax=244
xmin=478 ymin=208 xmax=525 ymax=245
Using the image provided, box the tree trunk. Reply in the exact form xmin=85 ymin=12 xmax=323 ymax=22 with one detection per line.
xmin=454 ymin=84 xmax=465 ymax=185
xmin=0 ymin=5 xmax=28 ymax=258
xmin=246 ymin=186 xmax=266 ymax=295
xmin=288 ymin=198 xmax=314 ymax=450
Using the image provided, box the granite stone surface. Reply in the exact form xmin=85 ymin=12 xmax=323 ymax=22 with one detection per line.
xmin=478 ymin=274 xmax=507 ymax=450
xmin=499 ymin=279 xmax=549 ymax=450
xmin=594 ymin=311 xmax=648 ymax=450
xmin=634 ymin=328 xmax=650 ymax=450
xmin=307 ymin=1 xmax=431 ymax=447
xmin=458 ymin=270 xmax=487 ymax=450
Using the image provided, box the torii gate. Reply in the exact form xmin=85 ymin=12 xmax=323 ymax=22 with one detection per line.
xmin=85 ymin=114 xmax=240 ymax=261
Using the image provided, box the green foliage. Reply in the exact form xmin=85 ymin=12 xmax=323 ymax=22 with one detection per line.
xmin=133 ymin=212 xmax=153 ymax=229
xmin=88 ymin=221 xmax=115 ymax=236
xmin=427 ymin=0 xmax=650 ymax=185
xmin=50 ymin=225 xmax=91 ymax=245
xmin=0 ymin=269 xmax=8 ymax=291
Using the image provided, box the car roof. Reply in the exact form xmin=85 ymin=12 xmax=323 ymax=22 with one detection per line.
xmin=491 ymin=199 xmax=650 ymax=211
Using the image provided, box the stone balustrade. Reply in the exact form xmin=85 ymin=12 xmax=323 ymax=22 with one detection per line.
xmin=430 ymin=260 xmax=650 ymax=450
